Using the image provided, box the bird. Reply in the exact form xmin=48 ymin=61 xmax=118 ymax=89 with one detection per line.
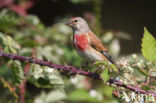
xmin=66 ymin=17 xmax=115 ymax=64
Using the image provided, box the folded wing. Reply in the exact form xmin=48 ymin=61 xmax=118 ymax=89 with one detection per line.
xmin=88 ymin=31 xmax=115 ymax=64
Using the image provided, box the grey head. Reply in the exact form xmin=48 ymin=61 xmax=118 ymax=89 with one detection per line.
xmin=66 ymin=17 xmax=91 ymax=34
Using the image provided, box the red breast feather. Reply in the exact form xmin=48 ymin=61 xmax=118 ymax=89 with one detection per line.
xmin=74 ymin=34 xmax=89 ymax=51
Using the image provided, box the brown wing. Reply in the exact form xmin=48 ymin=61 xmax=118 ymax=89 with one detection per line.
xmin=87 ymin=31 xmax=107 ymax=52
xmin=87 ymin=31 xmax=115 ymax=63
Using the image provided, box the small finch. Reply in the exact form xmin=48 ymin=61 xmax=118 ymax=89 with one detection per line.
xmin=66 ymin=17 xmax=114 ymax=64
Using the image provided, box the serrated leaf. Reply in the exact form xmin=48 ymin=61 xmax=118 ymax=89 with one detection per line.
xmin=94 ymin=60 xmax=108 ymax=66
xmin=29 ymin=64 xmax=64 ymax=88
xmin=0 ymin=78 xmax=18 ymax=103
xmin=0 ymin=32 xmax=7 ymax=47
xmin=101 ymin=68 xmax=110 ymax=83
xmin=0 ymin=15 xmax=18 ymax=29
xmin=141 ymin=28 xmax=156 ymax=62
xmin=4 ymin=46 xmax=10 ymax=53
xmin=7 ymin=36 xmax=21 ymax=50
xmin=110 ymin=64 xmax=118 ymax=72
xmin=0 ymin=33 xmax=20 ymax=53
xmin=10 ymin=60 xmax=24 ymax=85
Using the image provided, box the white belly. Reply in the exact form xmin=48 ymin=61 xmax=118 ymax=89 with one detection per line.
xmin=76 ymin=47 xmax=104 ymax=62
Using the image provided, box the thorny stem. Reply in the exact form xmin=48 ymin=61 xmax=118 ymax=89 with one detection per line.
xmin=0 ymin=52 xmax=156 ymax=97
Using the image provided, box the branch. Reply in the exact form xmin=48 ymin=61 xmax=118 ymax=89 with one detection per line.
xmin=0 ymin=51 xmax=156 ymax=97
xmin=19 ymin=63 xmax=30 ymax=103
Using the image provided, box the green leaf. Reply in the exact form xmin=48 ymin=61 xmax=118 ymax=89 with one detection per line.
xmin=141 ymin=85 xmax=150 ymax=91
xmin=0 ymin=78 xmax=18 ymax=103
xmin=0 ymin=15 xmax=18 ymax=29
xmin=0 ymin=33 xmax=20 ymax=53
xmin=44 ymin=90 xmax=66 ymax=102
xmin=68 ymin=89 xmax=97 ymax=102
xmin=141 ymin=28 xmax=156 ymax=62
xmin=34 ymin=90 xmax=66 ymax=103
xmin=137 ymin=67 xmax=149 ymax=77
xmin=29 ymin=64 xmax=64 ymax=88
xmin=7 ymin=36 xmax=21 ymax=50
xmin=100 ymin=68 xmax=110 ymax=83
xmin=110 ymin=64 xmax=118 ymax=72
xmin=94 ymin=60 xmax=108 ymax=66
xmin=101 ymin=86 xmax=114 ymax=97
xmin=10 ymin=60 xmax=24 ymax=85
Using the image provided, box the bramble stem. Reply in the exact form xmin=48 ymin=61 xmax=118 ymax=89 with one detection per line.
xmin=0 ymin=52 xmax=156 ymax=97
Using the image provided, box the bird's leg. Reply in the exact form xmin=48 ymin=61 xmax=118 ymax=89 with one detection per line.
xmin=81 ymin=62 xmax=89 ymax=68
xmin=90 ymin=61 xmax=104 ymax=74
xmin=91 ymin=61 xmax=97 ymax=66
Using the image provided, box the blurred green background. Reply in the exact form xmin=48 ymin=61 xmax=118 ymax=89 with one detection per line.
xmin=0 ymin=0 xmax=156 ymax=103
xmin=27 ymin=0 xmax=156 ymax=54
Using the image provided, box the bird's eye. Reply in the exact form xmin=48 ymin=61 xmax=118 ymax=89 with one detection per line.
xmin=74 ymin=20 xmax=78 ymax=22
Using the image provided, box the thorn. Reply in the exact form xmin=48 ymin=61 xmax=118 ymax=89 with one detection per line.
xmin=71 ymin=74 xmax=76 ymax=78
xmin=32 ymin=48 xmax=37 ymax=59
xmin=80 ymin=67 xmax=81 ymax=70
xmin=69 ymin=71 xmax=77 ymax=78
xmin=64 ymin=62 xmax=67 ymax=66
xmin=69 ymin=71 xmax=73 ymax=75
xmin=25 ymin=58 xmax=31 ymax=62
xmin=27 ymin=57 xmax=34 ymax=62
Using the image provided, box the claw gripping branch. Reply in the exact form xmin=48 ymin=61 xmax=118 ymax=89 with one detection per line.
xmin=0 ymin=52 xmax=156 ymax=97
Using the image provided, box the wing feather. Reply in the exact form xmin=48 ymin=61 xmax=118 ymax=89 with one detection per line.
xmin=88 ymin=31 xmax=115 ymax=63
xmin=101 ymin=51 xmax=115 ymax=64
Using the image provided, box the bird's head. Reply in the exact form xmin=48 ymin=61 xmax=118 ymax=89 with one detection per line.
xmin=66 ymin=17 xmax=90 ymax=34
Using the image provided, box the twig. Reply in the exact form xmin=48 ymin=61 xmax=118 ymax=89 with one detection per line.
xmin=19 ymin=63 xmax=30 ymax=103
xmin=0 ymin=51 xmax=156 ymax=97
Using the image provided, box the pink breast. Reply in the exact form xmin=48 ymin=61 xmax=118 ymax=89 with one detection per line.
xmin=74 ymin=34 xmax=89 ymax=51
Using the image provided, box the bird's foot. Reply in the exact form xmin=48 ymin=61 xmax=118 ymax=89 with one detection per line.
xmin=81 ymin=62 xmax=89 ymax=68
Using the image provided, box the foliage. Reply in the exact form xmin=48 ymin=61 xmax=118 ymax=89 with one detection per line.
xmin=34 ymin=90 xmax=66 ymax=103
xmin=0 ymin=9 xmax=19 ymax=30
xmin=141 ymin=28 xmax=156 ymax=62
xmin=101 ymin=68 xmax=110 ymax=83
xmin=9 ymin=60 xmax=24 ymax=85
xmin=0 ymin=78 xmax=18 ymax=103
xmin=0 ymin=5 xmax=156 ymax=103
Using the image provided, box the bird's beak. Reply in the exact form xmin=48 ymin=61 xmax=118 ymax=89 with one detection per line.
xmin=65 ymin=21 xmax=72 ymax=26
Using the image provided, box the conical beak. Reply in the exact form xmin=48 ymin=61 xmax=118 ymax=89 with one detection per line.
xmin=65 ymin=21 xmax=72 ymax=26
